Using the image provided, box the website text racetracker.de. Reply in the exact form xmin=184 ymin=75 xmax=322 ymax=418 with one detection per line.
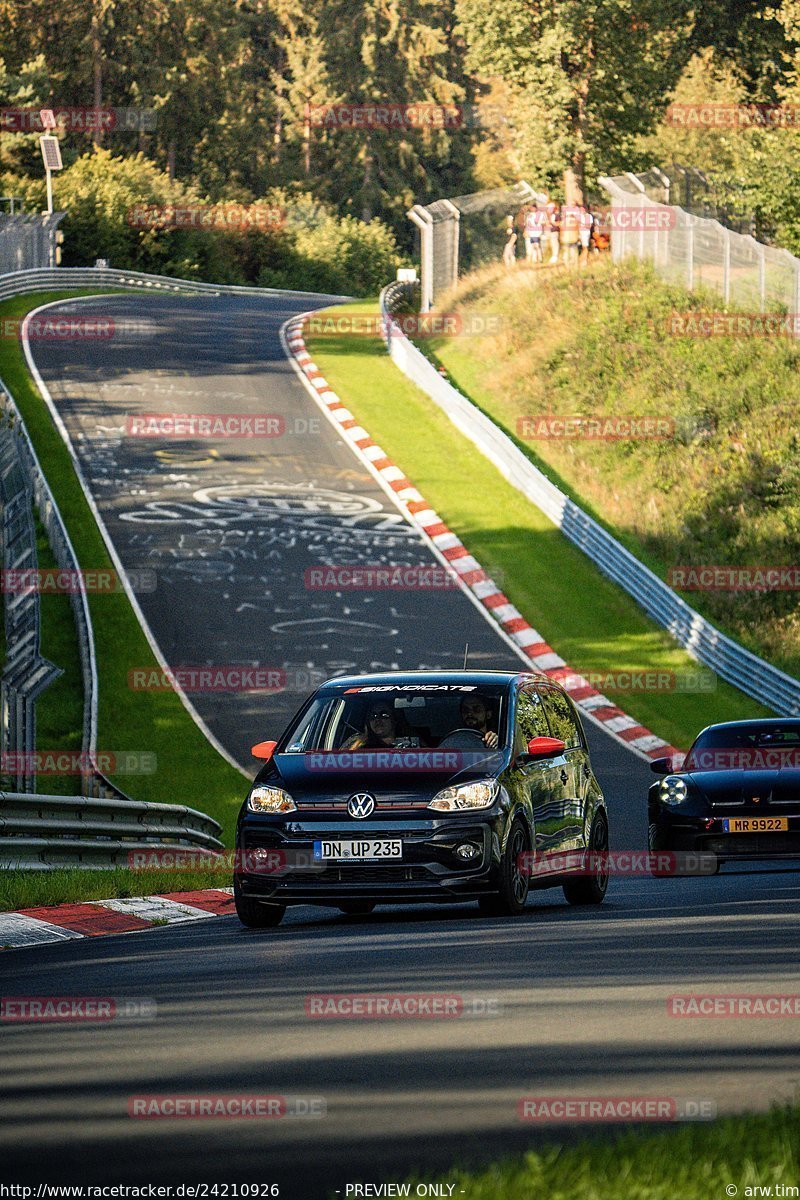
xmin=0 ymin=1189 xmax=279 ymax=1199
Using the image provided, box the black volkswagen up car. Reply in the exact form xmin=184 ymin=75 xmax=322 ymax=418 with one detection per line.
xmin=234 ymin=670 xmax=608 ymax=927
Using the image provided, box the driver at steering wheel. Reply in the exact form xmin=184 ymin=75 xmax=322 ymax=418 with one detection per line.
xmin=459 ymin=694 xmax=499 ymax=749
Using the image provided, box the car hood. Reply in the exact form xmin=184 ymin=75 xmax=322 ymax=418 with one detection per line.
xmin=256 ymin=748 xmax=509 ymax=803
xmin=685 ymin=765 xmax=800 ymax=805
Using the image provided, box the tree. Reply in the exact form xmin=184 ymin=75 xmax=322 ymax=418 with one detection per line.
xmin=269 ymin=0 xmax=340 ymax=178
xmin=456 ymin=0 xmax=695 ymax=198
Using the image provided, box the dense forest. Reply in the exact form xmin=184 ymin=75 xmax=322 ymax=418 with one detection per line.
xmin=2 ymin=0 xmax=800 ymax=288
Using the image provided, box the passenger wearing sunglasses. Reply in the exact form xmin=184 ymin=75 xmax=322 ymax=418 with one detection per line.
xmin=343 ymin=703 xmax=422 ymax=750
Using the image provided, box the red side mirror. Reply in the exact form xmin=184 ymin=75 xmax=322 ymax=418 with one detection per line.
xmin=527 ymin=736 xmax=566 ymax=757
xmin=251 ymin=739 xmax=278 ymax=762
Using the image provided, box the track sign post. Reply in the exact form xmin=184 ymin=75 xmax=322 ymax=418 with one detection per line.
xmin=40 ymin=134 xmax=63 ymax=215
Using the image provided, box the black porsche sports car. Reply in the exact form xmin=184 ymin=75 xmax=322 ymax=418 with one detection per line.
xmin=234 ymin=670 xmax=608 ymax=927
xmin=649 ymin=718 xmax=800 ymax=869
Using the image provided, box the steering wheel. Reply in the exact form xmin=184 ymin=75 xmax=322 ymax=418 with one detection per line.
xmin=438 ymin=727 xmax=487 ymax=749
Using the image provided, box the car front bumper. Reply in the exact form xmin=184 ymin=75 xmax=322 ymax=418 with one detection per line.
xmin=649 ymin=806 xmax=800 ymax=863
xmin=235 ymin=814 xmax=503 ymax=903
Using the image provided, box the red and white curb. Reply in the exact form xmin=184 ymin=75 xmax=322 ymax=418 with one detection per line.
xmin=284 ymin=316 xmax=680 ymax=765
xmin=0 ymin=889 xmax=234 ymax=951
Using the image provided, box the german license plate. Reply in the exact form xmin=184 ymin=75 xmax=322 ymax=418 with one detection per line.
xmin=313 ymin=839 xmax=402 ymax=862
xmin=722 ymin=817 xmax=789 ymax=833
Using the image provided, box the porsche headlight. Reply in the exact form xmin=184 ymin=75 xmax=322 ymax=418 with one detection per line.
xmin=658 ymin=775 xmax=688 ymax=804
xmin=247 ymin=785 xmax=296 ymax=814
xmin=429 ymin=779 xmax=498 ymax=812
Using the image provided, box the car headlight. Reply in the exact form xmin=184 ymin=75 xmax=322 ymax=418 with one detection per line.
xmin=247 ymin=785 xmax=296 ymax=814
xmin=658 ymin=775 xmax=688 ymax=804
xmin=429 ymin=779 xmax=498 ymax=812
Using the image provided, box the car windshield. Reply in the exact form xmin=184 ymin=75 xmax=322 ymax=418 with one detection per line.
xmin=280 ymin=685 xmax=508 ymax=752
xmin=686 ymin=724 xmax=800 ymax=771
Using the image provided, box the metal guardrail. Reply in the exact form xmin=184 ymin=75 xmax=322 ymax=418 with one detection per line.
xmin=0 ymin=379 xmax=98 ymax=791
xmin=0 ymin=263 xmax=301 ymax=819
xmin=0 ymin=791 xmax=223 ymax=869
xmin=0 ymin=405 xmax=62 ymax=791
xmin=0 ymin=265 xmax=351 ymax=303
xmin=0 ymin=261 xmax=308 ymax=863
xmin=380 ymin=281 xmax=800 ymax=716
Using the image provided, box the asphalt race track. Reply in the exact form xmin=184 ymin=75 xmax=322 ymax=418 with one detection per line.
xmin=25 ymin=290 xmax=654 ymax=819
xmin=3 ymin=291 xmax=798 ymax=1196
xmin=3 ymin=870 xmax=800 ymax=1193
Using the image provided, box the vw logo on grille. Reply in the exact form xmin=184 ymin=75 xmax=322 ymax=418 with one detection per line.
xmin=347 ymin=793 xmax=376 ymax=819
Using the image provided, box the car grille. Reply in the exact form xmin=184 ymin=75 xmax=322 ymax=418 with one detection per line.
xmin=294 ymin=799 xmax=430 ymax=811
xmin=243 ymin=830 xmax=282 ymax=850
xmin=291 ymin=865 xmax=431 ymax=883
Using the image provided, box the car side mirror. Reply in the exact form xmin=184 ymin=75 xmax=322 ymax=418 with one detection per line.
xmin=527 ymin=736 xmax=566 ymax=758
xmin=650 ymin=755 xmax=677 ymax=774
xmin=251 ymin=739 xmax=278 ymax=762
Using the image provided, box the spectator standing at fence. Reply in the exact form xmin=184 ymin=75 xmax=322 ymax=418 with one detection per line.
xmin=560 ymin=203 xmax=581 ymax=266
xmin=502 ymin=214 xmax=517 ymax=268
xmin=545 ymin=200 xmax=560 ymax=264
xmin=524 ymin=204 xmax=543 ymax=263
xmin=579 ymin=204 xmax=594 ymax=266
xmin=592 ymin=208 xmax=611 ymax=253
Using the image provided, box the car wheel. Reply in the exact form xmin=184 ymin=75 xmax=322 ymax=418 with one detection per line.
xmin=234 ymin=879 xmax=286 ymax=928
xmin=338 ymin=902 xmax=376 ymax=915
xmin=648 ymin=820 xmax=674 ymax=878
xmin=478 ymin=817 xmax=530 ymax=917
xmin=563 ymin=811 xmax=609 ymax=905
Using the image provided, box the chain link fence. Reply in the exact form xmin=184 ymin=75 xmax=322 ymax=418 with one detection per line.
xmin=408 ymin=182 xmax=546 ymax=310
xmin=599 ymin=171 xmax=800 ymax=316
xmin=0 ymin=213 xmax=66 ymax=274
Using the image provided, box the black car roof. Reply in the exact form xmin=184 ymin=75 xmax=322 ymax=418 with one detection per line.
xmin=697 ymin=718 xmax=800 ymax=732
xmin=317 ymin=670 xmax=542 ymax=691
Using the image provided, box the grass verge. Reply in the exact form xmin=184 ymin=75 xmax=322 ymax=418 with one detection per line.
xmin=0 ymin=289 xmax=247 ymax=909
xmin=33 ymin=508 xmax=84 ymax=796
xmin=427 ymin=258 xmax=800 ymax=682
xmin=0 ymin=866 xmax=233 ymax=913
xmin=306 ymin=300 xmax=771 ymax=752
xmin=409 ymin=1101 xmax=799 ymax=1198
